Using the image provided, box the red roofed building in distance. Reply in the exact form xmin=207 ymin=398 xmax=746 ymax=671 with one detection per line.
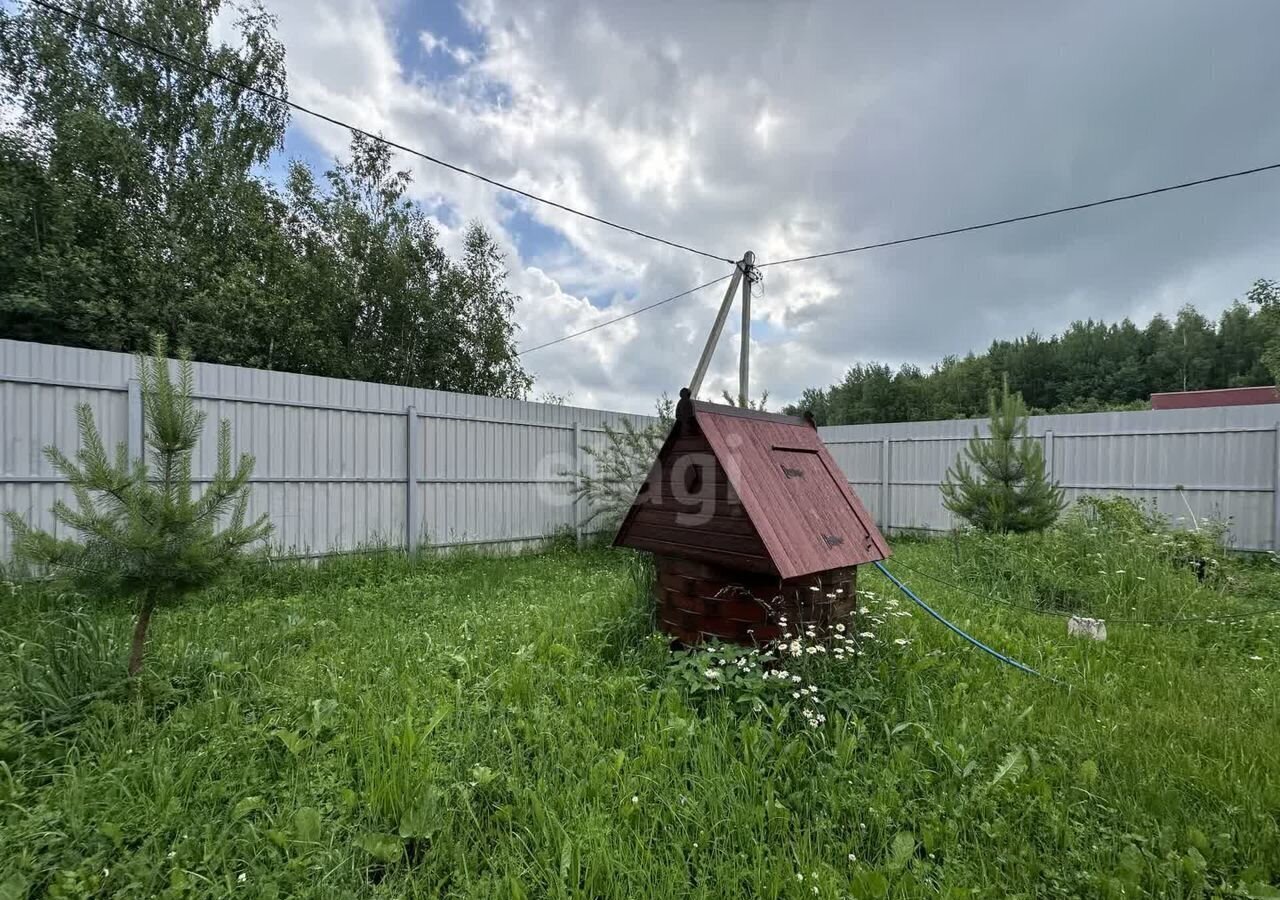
xmin=614 ymin=388 xmax=890 ymax=647
xmin=1150 ymin=385 xmax=1280 ymax=410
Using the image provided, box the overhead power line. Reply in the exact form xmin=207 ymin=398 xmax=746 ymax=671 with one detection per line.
xmin=34 ymin=0 xmax=1280 ymax=351
xmin=759 ymin=161 xmax=1280 ymax=269
xmin=26 ymin=0 xmax=735 ymax=266
xmin=517 ymin=274 xmax=732 ymax=356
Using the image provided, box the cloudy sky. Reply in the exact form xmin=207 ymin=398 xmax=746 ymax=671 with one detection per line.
xmin=258 ymin=0 xmax=1280 ymax=414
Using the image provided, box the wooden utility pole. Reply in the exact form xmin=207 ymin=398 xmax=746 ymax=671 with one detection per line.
xmin=688 ymin=252 xmax=756 ymax=402
xmin=739 ymin=250 xmax=754 ymax=407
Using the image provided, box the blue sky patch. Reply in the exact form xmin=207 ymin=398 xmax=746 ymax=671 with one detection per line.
xmin=259 ymin=124 xmax=330 ymax=189
xmin=501 ymin=200 xmax=569 ymax=263
xmin=396 ymin=0 xmax=481 ymax=81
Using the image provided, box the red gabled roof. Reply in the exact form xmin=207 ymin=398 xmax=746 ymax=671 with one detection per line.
xmin=694 ymin=402 xmax=890 ymax=578
xmin=614 ymin=398 xmax=890 ymax=580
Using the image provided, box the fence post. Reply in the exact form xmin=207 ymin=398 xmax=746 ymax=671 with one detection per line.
xmin=406 ymin=406 xmax=420 ymax=552
xmin=127 ymin=378 xmax=143 ymax=462
xmin=1273 ymin=422 xmax=1280 ymax=551
xmin=1043 ymin=429 xmax=1055 ymax=480
xmin=572 ymin=421 xmax=582 ymax=547
xmin=880 ymin=438 xmax=891 ymax=532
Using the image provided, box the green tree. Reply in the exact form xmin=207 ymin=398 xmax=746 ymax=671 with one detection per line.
xmin=784 ymin=387 xmax=830 ymax=424
xmin=1249 ymin=279 xmax=1280 ymax=384
xmin=0 ymin=2 xmax=532 ymax=398
xmin=281 ymin=135 xmax=530 ymax=397
xmin=940 ymin=376 xmax=1064 ymax=533
xmin=4 ymin=338 xmax=272 ymax=676
xmin=449 ymin=223 xmax=534 ymax=398
xmin=1170 ymin=306 xmax=1218 ymax=392
xmin=991 ymin=333 xmax=1059 ymax=411
xmin=1056 ymin=319 xmax=1110 ymax=404
xmin=1142 ymin=307 xmax=1216 ymax=394
xmin=789 ymin=278 xmax=1276 ymax=425
xmin=827 ymin=362 xmax=896 ymax=424
xmin=891 ymin=364 xmax=934 ymax=421
xmin=1100 ymin=319 xmax=1148 ymax=402
xmin=1215 ymin=300 xmax=1270 ymax=387
xmin=0 ymin=0 xmax=290 ymax=356
xmin=929 ymin=353 xmax=994 ymax=420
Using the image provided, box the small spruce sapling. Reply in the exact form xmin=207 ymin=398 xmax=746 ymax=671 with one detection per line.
xmin=940 ymin=375 xmax=1065 ymax=533
xmin=4 ymin=338 xmax=272 ymax=676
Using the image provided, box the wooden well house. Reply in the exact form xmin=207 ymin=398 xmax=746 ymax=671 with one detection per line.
xmin=614 ymin=388 xmax=891 ymax=646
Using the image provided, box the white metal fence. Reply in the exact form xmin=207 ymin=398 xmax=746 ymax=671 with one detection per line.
xmin=820 ymin=407 xmax=1280 ymax=552
xmin=1 ymin=339 xmax=654 ymax=560
xmin=5 ymin=339 xmax=1280 ymax=558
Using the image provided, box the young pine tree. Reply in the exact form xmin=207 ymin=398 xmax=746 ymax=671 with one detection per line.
xmin=940 ymin=376 xmax=1065 ymax=533
xmin=4 ymin=338 xmax=272 ymax=676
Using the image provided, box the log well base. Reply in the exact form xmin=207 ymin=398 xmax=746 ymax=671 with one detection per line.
xmin=653 ymin=556 xmax=857 ymax=647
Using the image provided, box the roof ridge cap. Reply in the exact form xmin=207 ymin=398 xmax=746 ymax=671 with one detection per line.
xmin=691 ymin=400 xmax=808 ymax=426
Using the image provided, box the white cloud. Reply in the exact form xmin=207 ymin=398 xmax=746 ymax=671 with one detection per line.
xmin=419 ymin=30 xmax=474 ymax=65
xmin=264 ymin=0 xmax=1280 ymax=414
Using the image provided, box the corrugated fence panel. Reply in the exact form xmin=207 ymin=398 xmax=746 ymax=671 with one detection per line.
xmin=892 ymin=438 xmax=969 ymax=484
xmin=1 ymin=371 xmax=131 ymax=559
xmin=824 ymin=439 xmax=884 ymax=522
xmin=1 ymin=339 xmax=653 ymax=559
xmin=821 ymin=409 xmax=1280 ymax=550
xmin=419 ymin=415 xmax=569 ymax=545
xmin=890 ymin=484 xmax=953 ymax=533
xmin=1055 ymin=430 xmax=1274 ymax=491
xmin=9 ymin=338 xmax=1274 ymax=556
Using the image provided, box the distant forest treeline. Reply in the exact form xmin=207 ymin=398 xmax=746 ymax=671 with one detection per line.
xmin=784 ymin=279 xmax=1280 ymax=425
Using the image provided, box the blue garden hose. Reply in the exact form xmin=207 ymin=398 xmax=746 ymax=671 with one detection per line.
xmin=873 ymin=560 xmax=1049 ymax=681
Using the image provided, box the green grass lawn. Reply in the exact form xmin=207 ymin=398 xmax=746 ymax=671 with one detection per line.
xmin=3 ymin=508 xmax=1279 ymax=898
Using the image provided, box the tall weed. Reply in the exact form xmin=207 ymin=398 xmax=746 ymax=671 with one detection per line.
xmin=948 ymin=496 xmax=1260 ymax=621
xmin=0 ymin=600 xmax=122 ymax=733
